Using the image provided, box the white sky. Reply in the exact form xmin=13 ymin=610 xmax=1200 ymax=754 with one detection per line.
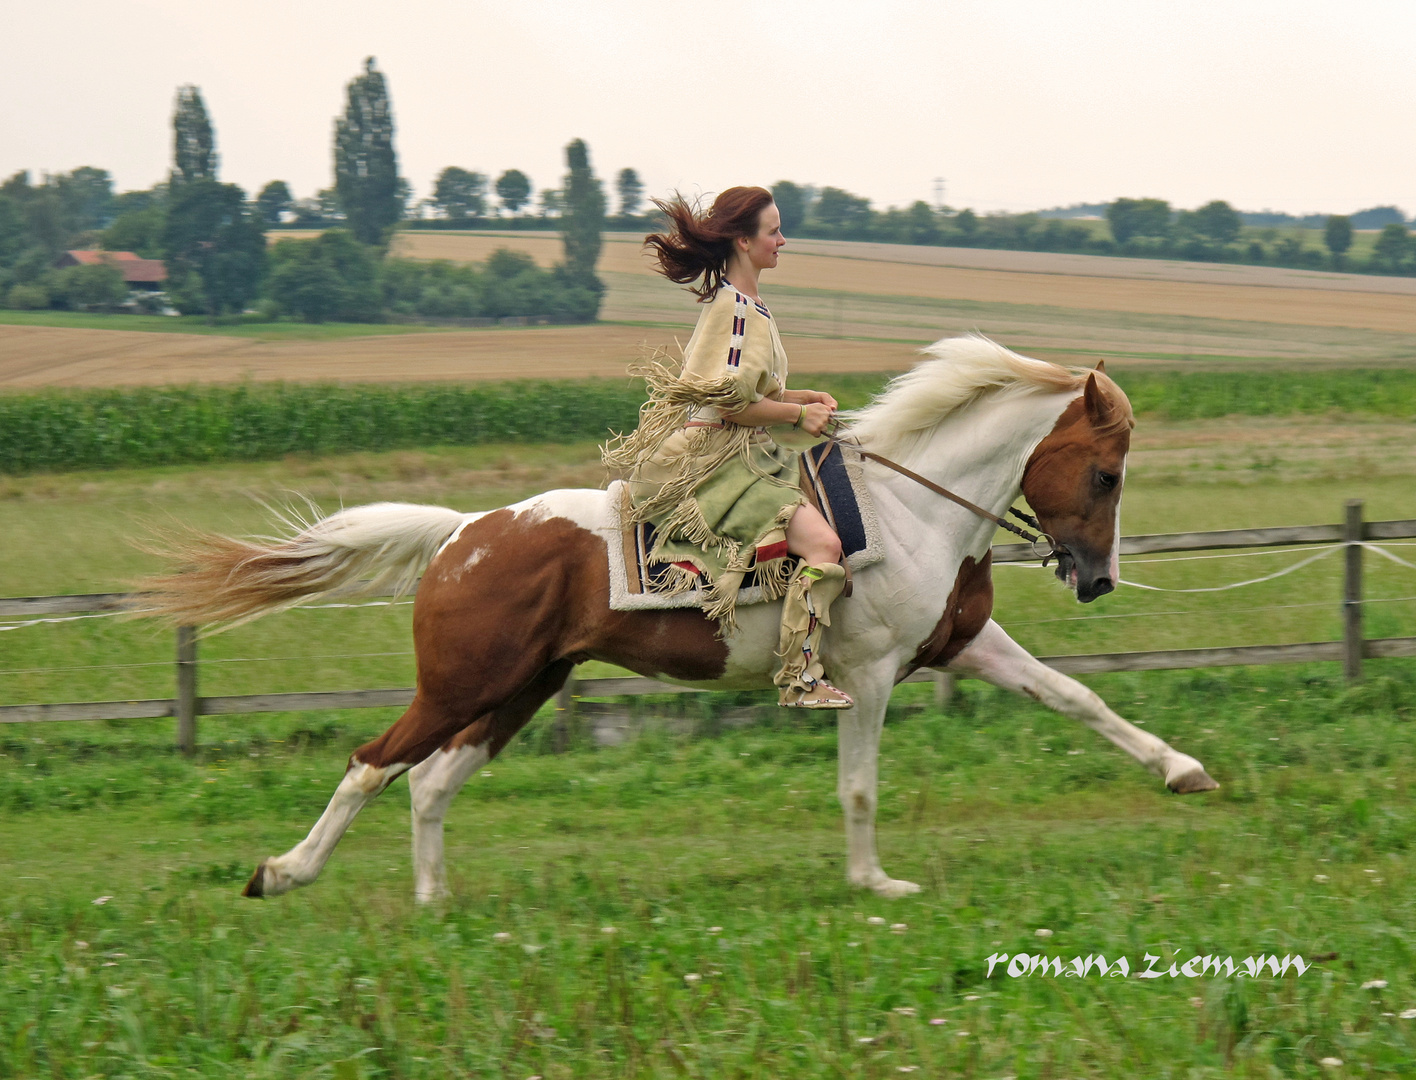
xmin=3 ymin=0 xmax=1412 ymax=216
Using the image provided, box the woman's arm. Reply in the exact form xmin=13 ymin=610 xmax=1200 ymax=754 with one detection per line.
xmin=724 ymin=397 xmax=835 ymax=436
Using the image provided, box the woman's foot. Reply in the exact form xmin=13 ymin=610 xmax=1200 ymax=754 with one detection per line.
xmin=779 ymin=677 xmax=854 ymax=709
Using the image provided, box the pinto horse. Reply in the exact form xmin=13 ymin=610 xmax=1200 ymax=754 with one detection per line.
xmin=144 ymin=337 xmax=1217 ymax=902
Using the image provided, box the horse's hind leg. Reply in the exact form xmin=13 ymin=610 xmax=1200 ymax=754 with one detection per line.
xmin=242 ymin=695 xmax=466 ymax=898
xmin=408 ymin=661 xmax=574 ymax=904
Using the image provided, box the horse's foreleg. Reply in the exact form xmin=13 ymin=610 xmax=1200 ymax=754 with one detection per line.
xmin=408 ymin=660 xmax=575 ymax=904
xmin=837 ymin=668 xmax=921 ymax=898
xmin=947 ymin=619 xmax=1218 ymax=793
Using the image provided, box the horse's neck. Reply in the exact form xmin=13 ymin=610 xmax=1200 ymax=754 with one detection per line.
xmin=872 ymin=391 xmax=1073 ymax=558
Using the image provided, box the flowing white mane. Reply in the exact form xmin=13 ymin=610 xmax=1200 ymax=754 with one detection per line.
xmin=845 ymin=334 xmax=1090 ymax=460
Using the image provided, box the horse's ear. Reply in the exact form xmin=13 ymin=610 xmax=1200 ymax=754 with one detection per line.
xmin=1083 ymin=371 xmax=1108 ymax=423
xmin=1094 ymin=359 xmax=1107 ymax=374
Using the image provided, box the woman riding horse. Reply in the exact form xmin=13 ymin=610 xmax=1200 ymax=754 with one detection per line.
xmin=604 ymin=187 xmax=853 ymax=709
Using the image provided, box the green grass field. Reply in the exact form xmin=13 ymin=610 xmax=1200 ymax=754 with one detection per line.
xmin=2 ymin=393 xmax=1415 ymax=1075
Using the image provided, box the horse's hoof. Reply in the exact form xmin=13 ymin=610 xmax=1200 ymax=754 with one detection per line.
xmin=242 ymin=861 xmax=268 ymax=899
xmin=873 ymin=877 xmax=922 ymax=898
xmin=1168 ymin=768 xmax=1220 ymax=794
xmin=851 ymin=873 xmax=922 ymax=898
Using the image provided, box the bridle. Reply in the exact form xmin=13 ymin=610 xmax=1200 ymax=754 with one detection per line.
xmin=821 ymin=425 xmax=1066 ymax=566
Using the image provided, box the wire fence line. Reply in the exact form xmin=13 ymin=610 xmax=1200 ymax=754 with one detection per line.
xmin=2 ymin=504 xmax=1414 ymax=754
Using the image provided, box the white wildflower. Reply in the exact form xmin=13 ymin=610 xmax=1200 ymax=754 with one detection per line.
xmin=1313 ymin=874 xmax=1330 ymax=883
xmin=1399 ymin=1009 xmax=1416 ymax=1020
xmin=91 ymin=896 xmax=112 ymax=906
xmin=867 ymin=916 xmax=887 ymax=926
xmin=893 ymin=1006 xmax=917 ymax=1017
xmin=1363 ymin=979 xmax=1388 ymax=990
xmin=1320 ymin=1058 xmax=1343 ymax=1068
xmin=683 ymin=973 xmax=701 ymax=985
xmin=1035 ymin=928 xmax=1053 ymax=938
xmin=492 ymin=932 xmax=513 ymax=943
xmin=601 ymin=926 xmax=617 ymax=935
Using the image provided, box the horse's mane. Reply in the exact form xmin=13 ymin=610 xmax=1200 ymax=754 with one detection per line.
xmin=846 ymin=334 xmax=1132 ymax=460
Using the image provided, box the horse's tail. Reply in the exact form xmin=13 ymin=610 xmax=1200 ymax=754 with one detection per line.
xmin=138 ymin=502 xmax=468 ymax=629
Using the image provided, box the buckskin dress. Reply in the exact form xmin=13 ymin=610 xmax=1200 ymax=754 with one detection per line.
xmin=602 ymin=282 xmax=808 ymax=631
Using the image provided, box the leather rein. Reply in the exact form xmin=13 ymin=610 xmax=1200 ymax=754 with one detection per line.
xmin=821 ymin=427 xmax=1065 ymax=565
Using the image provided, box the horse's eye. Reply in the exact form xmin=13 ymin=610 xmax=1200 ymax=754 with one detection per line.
xmin=1097 ymin=472 xmax=1119 ymax=491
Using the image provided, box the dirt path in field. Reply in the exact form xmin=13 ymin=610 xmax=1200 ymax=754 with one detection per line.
xmin=0 ymin=322 xmax=918 ymax=388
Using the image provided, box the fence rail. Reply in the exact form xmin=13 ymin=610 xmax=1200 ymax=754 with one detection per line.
xmin=4 ymin=503 xmax=1415 ymax=751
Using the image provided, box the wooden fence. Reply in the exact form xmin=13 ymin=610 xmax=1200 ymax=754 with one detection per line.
xmin=3 ymin=501 xmax=1414 ymax=754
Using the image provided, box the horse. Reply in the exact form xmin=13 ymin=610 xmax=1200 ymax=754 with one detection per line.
xmin=142 ymin=336 xmax=1217 ymax=903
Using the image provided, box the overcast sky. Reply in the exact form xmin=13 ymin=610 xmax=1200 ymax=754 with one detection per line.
xmin=3 ymin=0 xmax=1412 ymax=216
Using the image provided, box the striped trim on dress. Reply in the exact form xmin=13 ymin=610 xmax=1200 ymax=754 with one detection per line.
xmin=726 ymin=290 xmax=748 ymax=367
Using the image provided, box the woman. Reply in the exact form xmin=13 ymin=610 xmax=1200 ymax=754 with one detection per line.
xmin=603 ymin=186 xmax=853 ymax=709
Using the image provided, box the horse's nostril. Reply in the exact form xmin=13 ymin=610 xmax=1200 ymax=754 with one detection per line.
xmin=1091 ymin=577 xmax=1114 ymax=597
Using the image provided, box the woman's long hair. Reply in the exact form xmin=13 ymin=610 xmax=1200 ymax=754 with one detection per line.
xmin=644 ymin=186 xmax=775 ymax=301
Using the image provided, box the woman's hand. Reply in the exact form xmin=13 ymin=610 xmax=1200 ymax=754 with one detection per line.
xmin=783 ymin=389 xmax=839 ymax=410
xmin=799 ymin=402 xmax=835 ymax=436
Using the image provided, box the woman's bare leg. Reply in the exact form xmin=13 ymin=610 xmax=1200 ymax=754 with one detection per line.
xmin=785 ymin=502 xmax=842 ymax=565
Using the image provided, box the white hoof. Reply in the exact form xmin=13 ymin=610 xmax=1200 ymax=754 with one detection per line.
xmin=414 ymin=884 xmax=450 ymax=906
xmin=850 ymin=871 xmax=922 ymax=898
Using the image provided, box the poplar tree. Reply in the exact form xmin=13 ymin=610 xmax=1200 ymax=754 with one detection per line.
xmin=560 ymin=138 xmax=604 ymax=286
xmin=334 ymin=57 xmax=400 ymax=244
xmin=172 ymin=86 xmax=217 ymax=185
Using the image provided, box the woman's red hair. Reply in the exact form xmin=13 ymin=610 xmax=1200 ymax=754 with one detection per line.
xmin=644 ymin=187 xmax=775 ymax=301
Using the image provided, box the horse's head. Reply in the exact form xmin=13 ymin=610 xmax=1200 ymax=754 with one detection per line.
xmin=1020 ymin=366 xmax=1133 ymax=604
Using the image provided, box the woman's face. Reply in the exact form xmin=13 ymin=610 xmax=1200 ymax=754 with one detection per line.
xmin=740 ymin=201 xmax=786 ymax=271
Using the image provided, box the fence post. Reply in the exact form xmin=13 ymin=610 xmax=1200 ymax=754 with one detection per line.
xmin=176 ymin=625 xmax=198 ymax=755
xmin=1343 ymin=500 xmax=1364 ymax=682
xmin=552 ymin=670 xmax=578 ymax=753
xmin=933 ymin=671 xmax=955 ymax=710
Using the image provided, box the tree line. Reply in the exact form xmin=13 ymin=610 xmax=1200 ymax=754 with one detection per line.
xmin=0 ymin=58 xmax=609 ymax=322
xmin=767 ymin=183 xmax=1416 ymax=275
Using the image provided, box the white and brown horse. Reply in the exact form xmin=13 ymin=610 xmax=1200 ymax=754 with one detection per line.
xmin=144 ymin=337 xmax=1217 ymax=902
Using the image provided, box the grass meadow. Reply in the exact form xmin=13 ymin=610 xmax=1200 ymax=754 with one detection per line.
xmin=1 ymin=373 xmax=1415 ymax=1076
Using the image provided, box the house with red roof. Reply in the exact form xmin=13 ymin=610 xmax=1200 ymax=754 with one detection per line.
xmin=55 ymin=250 xmax=167 ymax=290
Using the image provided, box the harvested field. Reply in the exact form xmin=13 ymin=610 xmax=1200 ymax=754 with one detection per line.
xmin=3 ymin=232 xmax=1414 ymax=388
xmin=0 ymin=323 xmax=915 ymax=388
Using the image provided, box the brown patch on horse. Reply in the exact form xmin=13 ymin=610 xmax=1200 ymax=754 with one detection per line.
xmin=906 ymin=552 xmax=994 ymax=675
xmin=1021 ymin=373 xmax=1132 ymax=563
xmin=348 ymin=505 xmax=729 ymax=770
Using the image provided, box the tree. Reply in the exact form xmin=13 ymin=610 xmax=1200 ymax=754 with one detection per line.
xmin=560 ymin=138 xmax=604 ymax=286
xmin=162 ymin=180 xmax=266 ymax=316
xmin=616 ymin=168 xmax=644 ymax=218
xmin=1372 ymin=222 xmax=1410 ymax=272
xmin=539 ymin=188 xmax=563 ymax=218
xmin=1323 ymin=214 xmax=1353 ymax=265
xmin=1106 ymin=198 xmax=1171 ymax=244
xmin=55 ymin=261 xmax=127 ymax=311
xmin=496 ymin=170 xmax=531 ymax=216
xmin=256 ymin=181 xmax=293 ymax=225
xmin=101 ymin=206 xmax=165 ymax=258
xmin=172 ymin=85 xmax=217 ymax=185
xmin=334 ymin=57 xmax=401 ymax=245
xmin=906 ymin=200 xmax=940 ymax=245
xmin=267 ymin=229 xmax=380 ymax=322
xmin=1186 ymin=201 xmax=1242 ymax=245
xmin=54 ymin=167 xmax=114 ymax=230
xmin=1349 ymin=206 xmax=1404 ymax=230
xmin=951 ymin=208 xmax=979 ymax=243
xmin=431 ymin=167 xmax=488 ymax=221
xmin=771 ymin=181 xmax=806 ymax=233
xmin=813 ymin=187 xmax=871 ymax=230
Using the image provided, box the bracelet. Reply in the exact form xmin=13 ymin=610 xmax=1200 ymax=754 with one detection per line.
xmin=794 ymin=403 xmax=806 ymax=429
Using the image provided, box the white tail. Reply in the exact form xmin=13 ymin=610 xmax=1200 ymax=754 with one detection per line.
xmin=140 ymin=502 xmax=469 ymax=629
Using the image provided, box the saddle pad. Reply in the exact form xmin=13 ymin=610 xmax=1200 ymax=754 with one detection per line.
xmin=606 ymin=441 xmax=883 ymax=612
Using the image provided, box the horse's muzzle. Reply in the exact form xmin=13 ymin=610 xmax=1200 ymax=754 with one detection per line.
xmin=1055 ymin=551 xmax=1115 ymax=604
